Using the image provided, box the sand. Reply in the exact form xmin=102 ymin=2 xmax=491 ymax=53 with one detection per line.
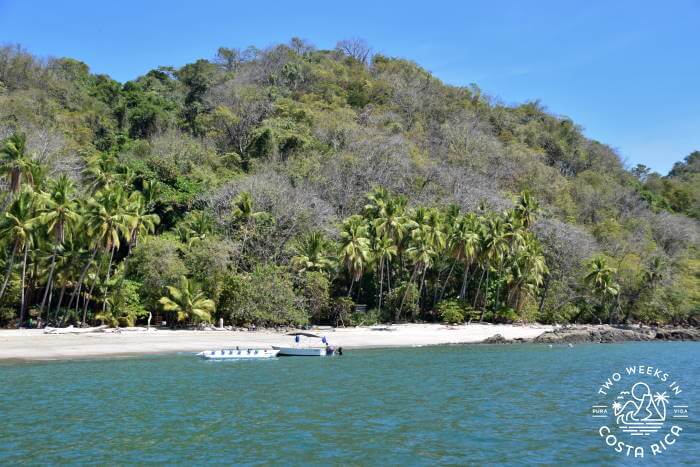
xmin=0 ymin=323 xmax=552 ymax=361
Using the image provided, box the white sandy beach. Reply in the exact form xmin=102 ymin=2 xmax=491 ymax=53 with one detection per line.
xmin=0 ymin=323 xmax=551 ymax=361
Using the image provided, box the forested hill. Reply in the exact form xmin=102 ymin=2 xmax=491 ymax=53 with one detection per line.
xmin=0 ymin=39 xmax=698 ymax=328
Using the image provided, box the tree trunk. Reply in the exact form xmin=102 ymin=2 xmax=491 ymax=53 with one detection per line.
xmin=79 ymin=279 xmax=98 ymax=327
xmin=378 ymin=258 xmax=384 ymax=317
xmin=53 ymin=281 xmax=66 ymax=323
xmin=459 ymin=262 xmax=470 ymax=300
xmin=538 ymin=276 xmax=550 ymax=312
xmin=386 ymin=260 xmax=392 ymax=293
xmin=46 ymin=283 xmax=54 ymax=325
xmin=38 ymin=251 xmax=57 ymax=322
xmin=0 ymin=242 xmax=18 ymax=300
xmin=101 ymin=246 xmax=116 ymax=314
xmin=418 ymin=268 xmax=427 ymax=318
xmin=398 ymin=265 xmax=419 ymax=322
xmin=440 ymin=260 xmax=457 ymax=302
xmin=18 ymin=242 xmax=29 ymax=328
xmin=67 ymin=248 xmax=98 ymax=311
xmin=473 ymin=265 xmax=487 ymax=309
xmin=479 ymin=268 xmax=490 ymax=322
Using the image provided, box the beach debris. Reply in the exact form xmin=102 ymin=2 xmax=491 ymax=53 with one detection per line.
xmin=43 ymin=325 xmax=108 ymax=335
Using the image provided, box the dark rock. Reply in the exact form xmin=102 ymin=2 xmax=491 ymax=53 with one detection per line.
xmin=654 ymin=328 xmax=700 ymax=341
xmin=534 ymin=325 xmax=699 ymax=344
xmin=482 ymin=334 xmax=511 ymax=344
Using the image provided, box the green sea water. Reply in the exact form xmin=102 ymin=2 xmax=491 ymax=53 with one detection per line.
xmin=1 ymin=342 xmax=698 ymax=465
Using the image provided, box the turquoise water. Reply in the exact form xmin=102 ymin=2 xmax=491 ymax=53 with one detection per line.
xmin=1 ymin=343 xmax=698 ymax=465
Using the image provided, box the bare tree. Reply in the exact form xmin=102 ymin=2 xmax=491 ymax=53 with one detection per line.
xmin=335 ymin=38 xmax=372 ymax=64
xmin=289 ymin=37 xmax=315 ymax=56
xmin=215 ymin=47 xmax=242 ymax=72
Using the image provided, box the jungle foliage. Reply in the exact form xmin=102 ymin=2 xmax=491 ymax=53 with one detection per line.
xmin=0 ymin=40 xmax=697 ymax=327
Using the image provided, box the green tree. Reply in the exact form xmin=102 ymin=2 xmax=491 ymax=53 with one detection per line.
xmin=291 ymin=230 xmax=335 ymax=275
xmin=339 ymin=215 xmax=371 ymax=296
xmin=372 ymin=234 xmax=397 ymax=315
xmin=0 ymin=132 xmax=35 ymax=210
xmin=0 ymin=189 xmax=39 ymax=325
xmin=159 ymin=275 xmax=215 ymax=324
xmin=451 ymin=213 xmax=481 ymax=300
xmin=126 ymin=190 xmax=160 ymax=247
xmin=584 ymin=257 xmax=620 ymax=323
xmin=35 ymin=175 xmax=81 ymax=320
xmin=84 ymin=186 xmax=134 ymax=314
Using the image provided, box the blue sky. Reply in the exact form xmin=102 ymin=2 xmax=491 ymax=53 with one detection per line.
xmin=0 ymin=0 xmax=698 ymax=174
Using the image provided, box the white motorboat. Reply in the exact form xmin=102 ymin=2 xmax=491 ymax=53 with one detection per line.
xmin=272 ymin=332 xmax=343 ymax=356
xmin=197 ymin=348 xmax=279 ymax=360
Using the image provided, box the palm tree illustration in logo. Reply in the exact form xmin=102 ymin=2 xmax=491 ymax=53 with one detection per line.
xmin=612 ymin=382 xmax=669 ymax=435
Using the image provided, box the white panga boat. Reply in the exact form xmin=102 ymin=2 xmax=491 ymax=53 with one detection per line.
xmin=197 ymin=348 xmax=279 ymax=360
xmin=272 ymin=332 xmax=343 ymax=356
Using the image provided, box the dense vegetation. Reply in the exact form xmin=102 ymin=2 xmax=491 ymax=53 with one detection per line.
xmin=0 ymin=39 xmax=698 ymax=328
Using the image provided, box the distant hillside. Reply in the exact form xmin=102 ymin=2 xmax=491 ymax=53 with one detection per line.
xmin=0 ymin=39 xmax=697 ymax=327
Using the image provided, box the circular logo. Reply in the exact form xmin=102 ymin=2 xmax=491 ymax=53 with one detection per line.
xmin=591 ymin=364 xmax=689 ymax=459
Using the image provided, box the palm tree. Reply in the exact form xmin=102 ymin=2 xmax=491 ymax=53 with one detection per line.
xmin=177 ymin=210 xmax=215 ymax=246
xmin=372 ymin=193 xmax=411 ymax=249
xmin=363 ymin=186 xmax=391 ymax=219
xmin=84 ymin=186 xmax=133 ymax=314
xmin=476 ymin=214 xmax=509 ymax=319
xmin=85 ymin=152 xmax=119 ymax=191
xmin=340 ymin=215 xmax=371 ymax=296
xmin=373 ymin=234 xmax=397 ymax=315
xmin=231 ymin=191 xmax=266 ymax=223
xmin=35 ymin=175 xmax=81 ymax=320
xmin=404 ymin=223 xmax=436 ymax=311
xmin=0 ymin=189 xmax=39 ymax=326
xmin=126 ymin=191 xmax=159 ymax=247
xmin=159 ymin=275 xmax=215 ymax=324
xmin=291 ymin=231 xmax=335 ymax=275
xmin=584 ymin=256 xmax=619 ymax=323
xmin=451 ymin=213 xmax=481 ymax=300
xmin=514 ymin=191 xmax=539 ymax=229
xmin=506 ymin=233 xmax=548 ymax=315
xmin=643 ymin=256 xmax=664 ymax=288
xmin=0 ymin=132 xmax=35 ymax=210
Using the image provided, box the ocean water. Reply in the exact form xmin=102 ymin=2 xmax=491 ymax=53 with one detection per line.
xmin=1 ymin=343 xmax=698 ymax=465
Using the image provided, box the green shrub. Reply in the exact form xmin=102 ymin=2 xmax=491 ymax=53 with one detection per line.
xmin=183 ymin=236 xmax=237 ymax=302
xmin=126 ymin=235 xmax=187 ymax=311
xmin=296 ymin=271 xmax=331 ymax=324
xmin=328 ymin=296 xmax=354 ymax=326
xmin=0 ymin=307 xmax=16 ymax=327
xmin=437 ymin=299 xmax=465 ymax=324
xmin=384 ymin=282 xmax=419 ymax=322
xmin=218 ymin=264 xmax=309 ymax=326
xmin=96 ymin=279 xmax=148 ymax=327
xmin=493 ymin=307 xmax=519 ymax=323
xmin=349 ymin=308 xmax=381 ymax=326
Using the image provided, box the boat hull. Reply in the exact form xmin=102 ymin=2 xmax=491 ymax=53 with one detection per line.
xmin=272 ymin=346 xmax=330 ymax=356
xmin=197 ymin=349 xmax=279 ymax=359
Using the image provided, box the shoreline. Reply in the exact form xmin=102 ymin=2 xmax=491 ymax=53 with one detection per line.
xmin=1 ymin=323 xmax=698 ymax=363
xmin=0 ymin=323 xmax=551 ymax=362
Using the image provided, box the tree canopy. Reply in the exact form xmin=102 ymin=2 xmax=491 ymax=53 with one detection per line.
xmin=0 ymin=40 xmax=697 ymax=328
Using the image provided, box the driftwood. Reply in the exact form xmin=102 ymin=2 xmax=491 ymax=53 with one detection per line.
xmin=44 ymin=325 xmax=108 ymax=335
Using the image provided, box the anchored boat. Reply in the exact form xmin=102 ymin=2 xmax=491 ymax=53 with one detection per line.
xmin=272 ymin=332 xmax=343 ymax=357
xmin=197 ymin=348 xmax=279 ymax=360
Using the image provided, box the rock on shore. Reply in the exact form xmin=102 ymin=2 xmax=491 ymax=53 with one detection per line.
xmin=532 ymin=325 xmax=700 ymax=344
